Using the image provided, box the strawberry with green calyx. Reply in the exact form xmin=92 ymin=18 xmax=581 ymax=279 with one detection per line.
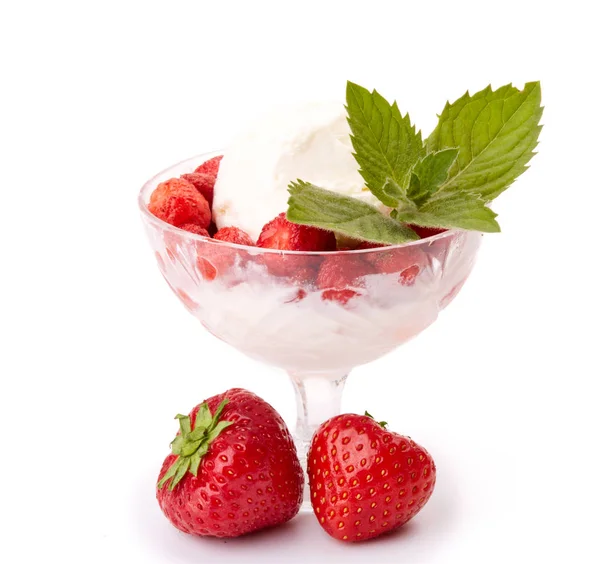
xmin=156 ymin=388 xmax=303 ymax=538
xmin=307 ymin=411 xmax=436 ymax=542
xmin=157 ymin=399 xmax=232 ymax=491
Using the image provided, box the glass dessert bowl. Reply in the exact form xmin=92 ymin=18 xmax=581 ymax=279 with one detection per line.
xmin=139 ymin=152 xmax=482 ymax=509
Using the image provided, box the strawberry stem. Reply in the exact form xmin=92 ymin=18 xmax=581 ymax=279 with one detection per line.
xmin=365 ymin=410 xmax=388 ymax=429
xmin=157 ymin=399 xmax=233 ymax=491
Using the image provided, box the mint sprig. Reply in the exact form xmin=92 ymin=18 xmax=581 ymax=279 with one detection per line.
xmin=286 ymin=80 xmax=542 ymax=243
xmin=346 ymin=81 xmax=425 ymax=207
xmin=426 ymin=82 xmax=543 ymax=201
xmin=287 ymin=181 xmax=419 ymax=244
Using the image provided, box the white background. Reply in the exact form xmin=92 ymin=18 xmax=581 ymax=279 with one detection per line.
xmin=1 ymin=1 xmax=599 ymax=562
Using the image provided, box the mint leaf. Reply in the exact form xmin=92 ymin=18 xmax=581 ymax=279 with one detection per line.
xmin=394 ymin=191 xmax=500 ymax=232
xmin=381 ymin=178 xmax=417 ymax=210
xmin=346 ymin=81 xmax=425 ymax=207
xmin=426 ymin=82 xmax=542 ymax=200
xmin=287 ymin=181 xmax=419 ymax=244
xmin=407 ymin=148 xmax=459 ymax=205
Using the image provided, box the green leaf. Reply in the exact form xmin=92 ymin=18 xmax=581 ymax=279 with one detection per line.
xmin=346 ymin=81 xmax=425 ymax=206
xmin=364 ymin=410 xmax=388 ymax=429
xmin=180 ymin=439 xmax=203 ymax=457
xmin=394 ymin=191 xmax=500 ymax=232
xmin=426 ymin=82 xmax=543 ymax=200
xmin=407 ymin=149 xmax=459 ymax=204
xmin=287 ymin=181 xmax=419 ymax=244
xmin=157 ymin=458 xmax=181 ymax=490
xmin=175 ymin=414 xmax=191 ymax=436
xmin=170 ymin=434 xmax=185 ymax=456
xmin=169 ymin=457 xmax=191 ymax=491
xmin=381 ymin=178 xmax=417 ymax=209
xmin=206 ymin=421 xmax=234 ymax=443
xmin=208 ymin=399 xmax=229 ymax=431
xmin=188 ymin=425 xmax=208 ymax=442
xmin=189 ymin=452 xmax=202 ymax=477
xmin=194 ymin=403 xmax=212 ymax=430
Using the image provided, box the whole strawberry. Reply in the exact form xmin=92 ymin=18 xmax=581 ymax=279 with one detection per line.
xmin=156 ymin=388 xmax=303 ymax=538
xmin=308 ymin=412 xmax=436 ymax=542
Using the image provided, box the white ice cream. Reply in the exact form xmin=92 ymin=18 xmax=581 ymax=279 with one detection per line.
xmin=212 ymin=102 xmax=383 ymax=241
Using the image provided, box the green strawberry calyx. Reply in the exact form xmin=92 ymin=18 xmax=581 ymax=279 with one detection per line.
xmin=157 ymin=399 xmax=233 ymax=491
xmin=365 ymin=410 xmax=388 ymax=429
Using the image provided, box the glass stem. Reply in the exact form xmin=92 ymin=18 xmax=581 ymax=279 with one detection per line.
xmin=288 ymin=370 xmax=348 ymax=510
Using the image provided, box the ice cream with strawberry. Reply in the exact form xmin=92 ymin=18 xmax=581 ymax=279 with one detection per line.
xmin=144 ymin=80 xmax=542 ymax=369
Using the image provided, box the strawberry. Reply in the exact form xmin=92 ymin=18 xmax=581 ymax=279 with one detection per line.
xmin=157 ymin=388 xmax=303 ymax=538
xmin=257 ymin=213 xmax=335 ymax=277
xmin=408 ymin=225 xmax=447 ymax=239
xmin=308 ymin=412 xmax=436 ymax=542
xmin=367 ymin=247 xmax=428 ymax=286
xmin=194 ymin=155 xmax=223 ymax=177
xmin=149 ymin=177 xmax=211 ymax=228
xmin=321 ymin=289 xmax=360 ymax=305
xmin=257 ymin=213 xmax=336 ymax=253
xmin=317 ymin=255 xmax=374 ymax=291
xmin=195 ymin=245 xmax=239 ymax=282
xmin=213 ymin=226 xmax=254 ymax=247
xmin=355 ymin=241 xmax=384 ymax=250
xmin=195 ymin=229 xmax=253 ymax=282
xmin=180 ymin=224 xmax=209 ymax=236
xmin=181 ymin=172 xmax=217 ymax=208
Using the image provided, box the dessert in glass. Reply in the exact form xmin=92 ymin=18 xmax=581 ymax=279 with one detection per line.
xmin=139 ymin=127 xmax=481 ymax=509
xmin=139 ymin=78 xmax=542 ymax=514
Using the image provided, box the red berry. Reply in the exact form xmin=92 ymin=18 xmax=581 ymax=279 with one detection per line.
xmin=213 ymin=226 xmax=254 ymax=247
xmin=322 ymin=289 xmax=360 ymax=305
xmin=355 ymin=241 xmax=384 ymax=250
xmin=288 ymin=266 xmax=317 ymax=286
xmin=317 ymin=255 xmax=374 ymax=290
xmin=194 ymin=155 xmax=223 ymax=177
xmin=180 ymin=224 xmax=209 ymax=236
xmin=257 ymin=213 xmax=335 ymax=277
xmin=157 ymin=388 xmax=303 ymax=538
xmin=195 ymin=245 xmax=238 ymax=282
xmin=368 ymin=247 xmax=427 ymax=286
xmin=181 ymin=172 xmax=217 ymax=208
xmin=317 ymin=255 xmax=373 ymax=305
xmin=257 ymin=213 xmax=336 ymax=252
xmin=149 ymin=177 xmax=211 ymax=228
xmin=408 ymin=225 xmax=447 ymax=239
xmin=308 ymin=413 xmax=436 ymax=542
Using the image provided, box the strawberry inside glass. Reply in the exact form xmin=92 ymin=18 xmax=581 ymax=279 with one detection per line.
xmin=139 ymin=151 xmax=481 ymax=510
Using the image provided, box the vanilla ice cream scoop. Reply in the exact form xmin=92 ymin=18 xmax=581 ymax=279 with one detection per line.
xmin=212 ymin=102 xmax=384 ymax=241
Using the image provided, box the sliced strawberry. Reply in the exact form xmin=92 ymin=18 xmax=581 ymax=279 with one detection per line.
xmin=213 ymin=226 xmax=254 ymax=246
xmin=194 ymin=155 xmax=223 ymax=177
xmin=181 ymin=172 xmax=217 ymax=208
xmin=257 ymin=213 xmax=336 ymax=252
xmin=149 ymin=177 xmax=211 ymax=228
xmin=321 ymin=289 xmax=360 ymax=305
xmin=196 ymin=247 xmax=238 ymax=282
xmin=368 ymin=247 xmax=427 ymax=286
xmin=288 ymin=266 xmax=317 ymax=286
xmin=257 ymin=213 xmax=335 ymax=277
xmin=317 ymin=255 xmax=374 ymax=290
